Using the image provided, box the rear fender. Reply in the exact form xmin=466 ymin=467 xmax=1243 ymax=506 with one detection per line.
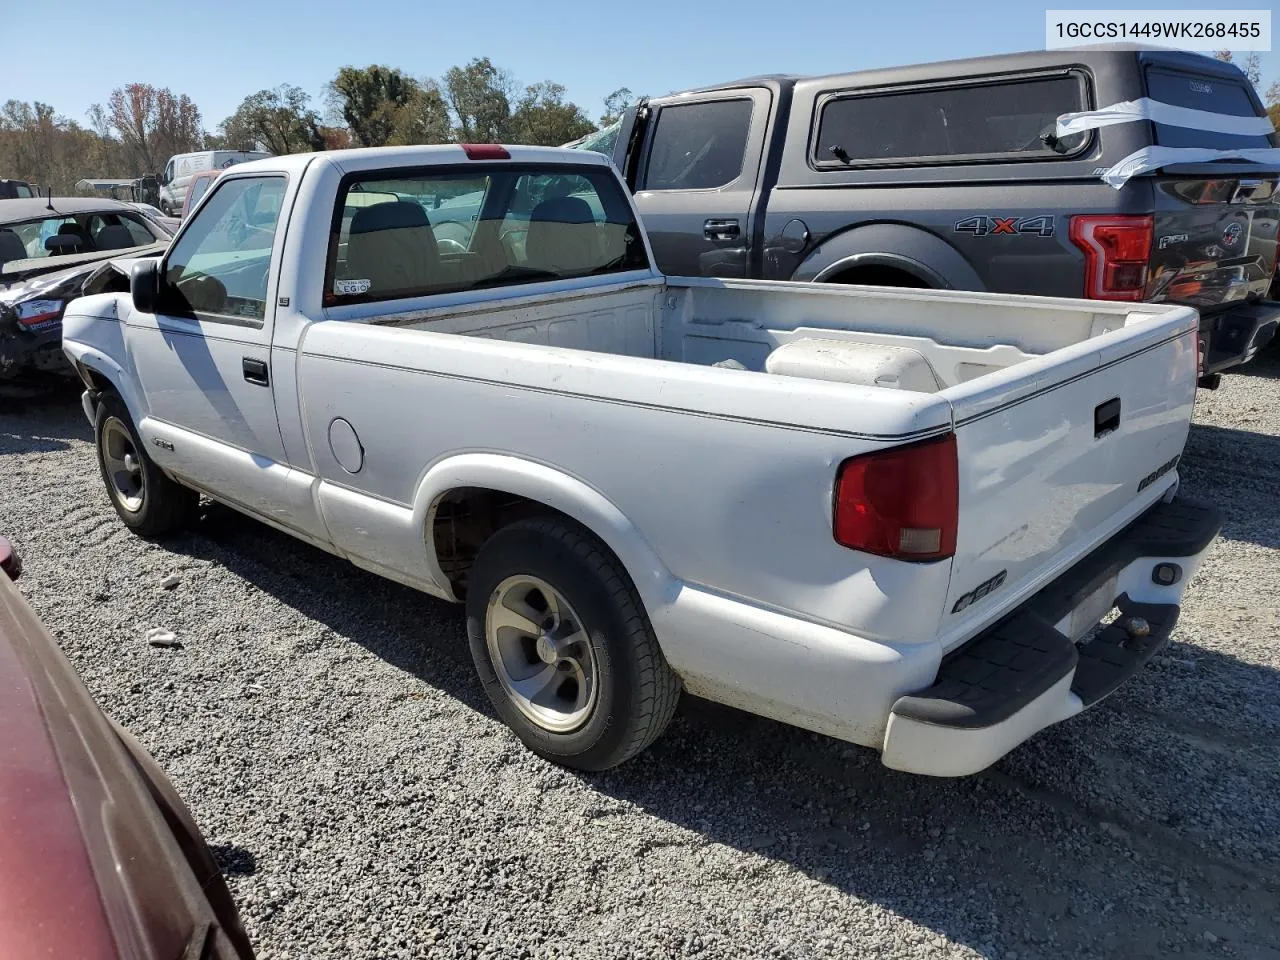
xmin=411 ymin=453 xmax=678 ymax=610
xmin=792 ymin=222 xmax=985 ymax=290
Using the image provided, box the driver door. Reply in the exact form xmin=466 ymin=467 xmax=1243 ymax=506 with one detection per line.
xmin=126 ymin=174 xmax=290 ymax=519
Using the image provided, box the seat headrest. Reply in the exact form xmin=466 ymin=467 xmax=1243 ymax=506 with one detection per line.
xmin=351 ymin=200 xmax=430 ymax=235
xmin=530 ymin=196 xmax=595 ymax=226
xmin=95 ymin=224 xmax=137 ymax=251
xmin=0 ymin=228 xmax=27 ymax=264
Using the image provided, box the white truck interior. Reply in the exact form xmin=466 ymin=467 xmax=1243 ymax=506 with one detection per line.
xmin=390 ymin=275 xmax=1155 ymax=394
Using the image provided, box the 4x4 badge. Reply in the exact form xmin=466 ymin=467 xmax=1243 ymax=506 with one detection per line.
xmin=954 ymin=215 xmax=1055 ymax=238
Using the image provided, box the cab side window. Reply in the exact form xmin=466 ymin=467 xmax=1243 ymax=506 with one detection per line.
xmin=163 ymin=176 xmax=286 ymax=325
xmin=640 ymin=99 xmax=754 ymax=191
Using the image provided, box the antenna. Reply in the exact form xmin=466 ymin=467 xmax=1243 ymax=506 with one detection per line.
xmin=45 ymin=185 xmax=54 ymax=211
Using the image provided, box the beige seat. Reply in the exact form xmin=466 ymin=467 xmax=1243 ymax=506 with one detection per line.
xmin=524 ymin=196 xmax=600 ymax=275
xmin=345 ymin=201 xmax=440 ymax=297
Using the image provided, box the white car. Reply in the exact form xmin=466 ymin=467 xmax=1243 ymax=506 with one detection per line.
xmin=62 ymin=145 xmax=1220 ymax=777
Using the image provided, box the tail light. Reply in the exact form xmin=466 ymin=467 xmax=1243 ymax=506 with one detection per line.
xmin=833 ymin=433 xmax=958 ymax=561
xmin=1069 ymin=215 xmax=1154 ymax=301
xmin=14 ymin=299 xmax=64 ymax=329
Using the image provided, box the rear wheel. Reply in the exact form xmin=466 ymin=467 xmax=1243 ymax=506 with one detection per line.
xmin=466 ymin=516 xmax=680 ymax=770
xmin=95 ymin=393 xmax=198 ymax=538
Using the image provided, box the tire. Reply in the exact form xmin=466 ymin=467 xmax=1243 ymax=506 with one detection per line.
xmin=94 ymin=392 xmax=198 ymax=538
xmin=466 ymin=516 xmax=680 ymax=771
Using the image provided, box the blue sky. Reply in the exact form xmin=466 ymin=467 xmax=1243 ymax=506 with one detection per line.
xmin=7 ymin=0 xmax=1278 ymax=132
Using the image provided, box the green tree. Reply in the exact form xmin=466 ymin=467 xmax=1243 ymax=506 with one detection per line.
xmin=328 ymin=65 xmax=420 ymax=147
xmin=507 ymin=82 xmax=594 ymax=146
xmin=221 ymin=84 xmax=324 ymax=154
xmin=443 ymin=57 xmax=515 ymax=142
xmin=389 ymin=80 xmax=452 ymax=145
xmin=600 ymin=87 xmax=639 ymax=126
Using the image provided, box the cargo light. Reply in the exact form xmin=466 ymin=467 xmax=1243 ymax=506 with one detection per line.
xmin=1069 ymin=215 xmax=1154 ymax=301
xmin=833 ymin=433 xmax=958 ymax=561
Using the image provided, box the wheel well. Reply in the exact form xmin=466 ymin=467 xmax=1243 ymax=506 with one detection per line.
xmin=823 ymin=264 xmax=932 ymax=289
xmin=431 ymin=488 xmax=570 ymax=597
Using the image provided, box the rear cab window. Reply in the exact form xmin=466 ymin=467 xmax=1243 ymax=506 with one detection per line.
xmin=813 ymin=72 xmax=1090 ymax=167
xmin=1144 ymin=66 xmax=1274 ymax=150
xmin=325 ymin=163 xmax=649 ymax=306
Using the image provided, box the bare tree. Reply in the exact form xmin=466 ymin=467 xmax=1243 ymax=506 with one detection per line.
xmin=106 ymin=83 xmax=203 ymax=173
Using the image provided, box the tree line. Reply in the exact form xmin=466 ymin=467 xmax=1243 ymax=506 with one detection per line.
xmin=0 ymin=58 xmax=638 ymax=194
xmin=5 ymin=51 xmax=1278 ymax=197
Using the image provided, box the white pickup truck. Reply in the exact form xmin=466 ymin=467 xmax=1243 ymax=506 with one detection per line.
xmin=62 ymin=144 xmax=1220 ymax=777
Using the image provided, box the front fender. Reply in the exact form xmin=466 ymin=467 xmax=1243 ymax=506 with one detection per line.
xmin=412 ymin=453 xmax=678 ymax=610
xmin=791 ymin=222 xmax=985 ymax=291
xmin=61 ymin=297 xmax=146 ymax=424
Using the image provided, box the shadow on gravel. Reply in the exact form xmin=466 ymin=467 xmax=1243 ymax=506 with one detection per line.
xmin=1181 ymin=421 xmax=1280 ymax=549
xmin=172 ymin=503 xmax=1280 ymax=960
xmin=179 ymin=503 xmax=489 ymax=717
xmin=1232 ymin=341 xmax=1280 ymax=379
xmin=0 ymin=381 xmax=90 ymax=451
xmin=210 ymin=842 xmax=258 ymax=877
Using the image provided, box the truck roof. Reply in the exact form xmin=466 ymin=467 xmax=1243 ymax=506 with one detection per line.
xmin=230 ymin=144 xmax=613 ymax=178
xmin=665 ymin=45 xmax=1247 ymax=98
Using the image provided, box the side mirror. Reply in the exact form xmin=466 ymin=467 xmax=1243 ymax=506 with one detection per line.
xmin=130 ymin=258 xmax=161 ymax=314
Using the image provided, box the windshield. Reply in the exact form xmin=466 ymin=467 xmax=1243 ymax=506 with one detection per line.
xmin=0 ymin=210 xmax=163 ymax=262
xmin=1145 ymin=66 xmax=1274 ymax=150
xmin=572 ymin=122 xmax=622 ymax=158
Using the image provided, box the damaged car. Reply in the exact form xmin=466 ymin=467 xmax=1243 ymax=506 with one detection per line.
xmin=0 ymin=198 xmax=169 ymax=382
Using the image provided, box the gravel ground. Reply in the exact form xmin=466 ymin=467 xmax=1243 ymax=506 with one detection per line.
xmin=2 ymin=351 xmax=1279 ymax=960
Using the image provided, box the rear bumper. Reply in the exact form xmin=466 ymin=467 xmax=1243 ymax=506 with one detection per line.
xmin=882 ymin=496 xmax=1221 ymax=777
xmin=1200 ymin=300 xmax=1280 ymax=375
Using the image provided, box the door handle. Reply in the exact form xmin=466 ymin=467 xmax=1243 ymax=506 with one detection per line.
xmin=242 ymin=357 xmax=269 ymax=386
xmin=1094 ymin=397 xmax=1120 ymax=438
xmin=704 ymin=218 xmax=741 ymax=241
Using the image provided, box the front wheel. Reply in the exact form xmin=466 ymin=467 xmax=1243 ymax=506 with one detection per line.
xmin=95 ymin=393 xmax=198 ymax=538
xmin=466 ymin=516 xmax=681 ymax=770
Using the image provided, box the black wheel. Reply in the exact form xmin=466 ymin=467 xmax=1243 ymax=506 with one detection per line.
xmin=95 ymin=392 xmax=198 ymax=538
xmin=466 ymin=516 xmax=681 ymax=770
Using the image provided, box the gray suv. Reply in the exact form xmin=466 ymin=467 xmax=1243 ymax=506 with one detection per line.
xmin=602 ymin=48 xmax=1280 ymax=378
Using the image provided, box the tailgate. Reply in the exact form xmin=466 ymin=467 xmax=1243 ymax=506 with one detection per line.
xmin=939 ymin=305 xmax=1199 ymax=646
xmin=1148 ymin=171 xmax=1279 ymax=309
xmin=1142 ymin=62 xmax=1279 ymax=308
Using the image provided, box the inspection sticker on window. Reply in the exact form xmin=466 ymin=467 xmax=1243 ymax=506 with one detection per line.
xmin=334 ymin=279 xmax=371 ymax=296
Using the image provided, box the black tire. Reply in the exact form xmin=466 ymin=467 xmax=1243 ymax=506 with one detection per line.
xmin=466 ymin=516 xmax=680 ymax=771
xmin=94 ymin=392 xmax=198 ymax=538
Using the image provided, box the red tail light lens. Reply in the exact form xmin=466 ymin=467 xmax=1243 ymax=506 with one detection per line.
xmin=833 ymin=433 xmax=958 ymax=561
xmin=1069 ymin=215 xmax=1154 ymax=301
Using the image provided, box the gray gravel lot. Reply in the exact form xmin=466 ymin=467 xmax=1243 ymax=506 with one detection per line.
xmin=2 ymin=352 xmax=1279 ymax=960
